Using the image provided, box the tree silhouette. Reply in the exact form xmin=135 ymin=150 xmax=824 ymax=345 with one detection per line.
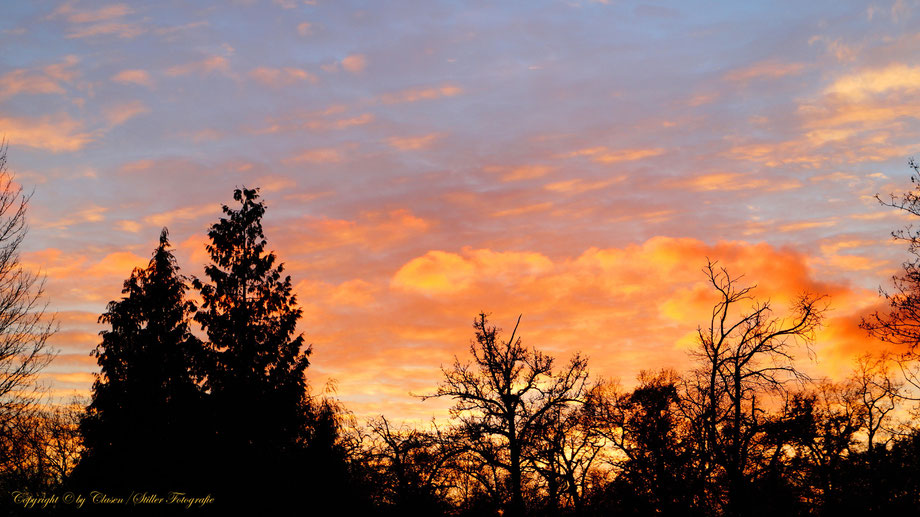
xmin=425 ymin=313 xmax=592 ymax=517
xmin=192 ymin=187 xmax=312 ymax=510
xmin=593 ymin=370 xmax=697 ymax=516
xmin=684 ymin=261 xmax=825 ymax=515
xmin=75 ymin=228 xmax=206 ymax=492
xmin=862 ymin=159 xmax=920 ymax=350
xmin=0 ymin=145 xmax=57 ymax=493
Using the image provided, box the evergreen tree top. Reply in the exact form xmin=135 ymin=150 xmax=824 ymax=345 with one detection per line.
xmin=194 ymin=187 xmax=309 ymax=395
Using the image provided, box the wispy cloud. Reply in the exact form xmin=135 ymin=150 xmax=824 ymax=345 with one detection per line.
xmin=379 ymin=84 xmax=463 ymax=104
xmin=111 ymin=69 xmax=153 ymax=87
xmin=166 ymin=56 xmax=230 ymax=77
xmin=386 ymin=133 xmax=443 ymax=151
xmin=249 ymin=67 xmax=317 ymax=87
xmin=0 ymin=113 xmax=95 ymax=152
xmin=50 ymin=2 xmax=146 ymax=39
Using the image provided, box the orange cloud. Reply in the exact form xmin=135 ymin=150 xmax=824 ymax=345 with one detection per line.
xmin=286 ymin=147 xmax=344 ymax=164
xmin=111 ymin=69 xmax=153 ymax=87
xmin=0 ymin=56 xmax=80 ymax=100
xmin=544 ymin=177 xmax=623 ymax=194
xmin=120 ymin=159 xmax=155 ymax=173
xmin=116 ymin=220 xmax=142 ymax=233
xmin=341 ymin=54 xmax=367 ymax=73
xmin=392 ymin=248 xmax=553 ymax=296
xmin=824 ymin=64 xmax=920 ymax=100
xmin=50 ymin=2 xmax=146 ymax=39
xmin=286 ymin=209 xmax=432 ymax=254
xmin=558 ymin=146 xmax=665 ymax=164
xmin=40 ymin=204 xmax=108 ymax=229
xmin=143 ymin=204 xmax=216 ymax=227
xmin=379 ymin=84 xmax=463 ymax=104
xmin=491 ymin=202 xmax=554 ymax=217
xmin=255 ymin=112 xmax=374 ymax=134
xmin=485 ymin=165 xmax=554 ymax=182
xmin=166 ymin=56 xmax=230 ymax=77
xmin=681 ymin=172 xmax=802 ymax=192
xmin=249 ymin=66 xmax=318 ymax=87
xmin=386 ymin=133 xmax=442 ymax=151
xmin=0 ymin=114 xmax=95 ymax=152
xmin=103 ymin=100 xmax=149 ymax=126
xmin=724 ymin=60 xmax=805 ymax=82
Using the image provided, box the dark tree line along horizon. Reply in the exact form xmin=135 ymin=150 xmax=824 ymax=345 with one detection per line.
xmin=1 ymin=148 xmax=920 ymax=516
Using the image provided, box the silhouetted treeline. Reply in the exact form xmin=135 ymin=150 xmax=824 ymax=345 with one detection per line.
xmin=5 ymin=168 xmax=920 ymax=515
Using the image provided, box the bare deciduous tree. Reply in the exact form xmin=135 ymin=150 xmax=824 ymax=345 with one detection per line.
xmin=685 ymin=260 xmax=826 ymax=514
xmin=423 ymin=313 xmax=592 ymax=517
xmin=0 ymin=145 xmax=56 ymax=481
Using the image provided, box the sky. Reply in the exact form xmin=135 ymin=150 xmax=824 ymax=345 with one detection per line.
xmin=2 ymin=0 xmax=919 ymax=424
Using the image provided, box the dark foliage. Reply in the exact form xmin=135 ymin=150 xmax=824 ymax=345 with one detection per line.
xmin=73 ymin=229 xmax=207 ymax=497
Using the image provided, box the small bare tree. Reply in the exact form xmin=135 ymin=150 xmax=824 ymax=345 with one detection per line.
xmin=848 ymin=353 xmax=901 ymax=456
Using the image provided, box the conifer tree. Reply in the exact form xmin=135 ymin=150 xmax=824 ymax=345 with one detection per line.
xmin=193 ymin=187 xmax=310 ymax=461
xmin=77 ymin=228 xmax=205 ymax=491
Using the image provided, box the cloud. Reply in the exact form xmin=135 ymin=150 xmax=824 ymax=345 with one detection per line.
xmin=50 ymin=2 xmax=146 ymax=39
xmin=557 ymin=146 xmax=665 ymax=164
xmin=824 ymin=64 xmax=920 ymax=101
xmin=154 ymin=20 xmax=209 ymax=38
xmin=379 ymin=84 xmax=463 ymax=104
xmin=252 ymin=108 xmax=374 ymax=135
xmin=778 ymin=219 xmax=838 ymax=232
xmin=116 ymin=220 xmax=142 ymax=233
xmin=544 ymin=177 xmax=624 ymax=194
xmin=386 ymin=133 xmax=442 ymax=151
xmin=333 ymin=113 xmax=374 ymax=129
xmin=143 ymin=204 xmax=216 ymax=227
xmin=341 ymin=54 xmax=367 ymax=74
xmin=491 ymin=202 xmax=554 ymax=217
xmin=0 ymin=113 xmax=95 ymax=152
xmin=166 ymin=56 xmax=230 ymax=77
xmin=724 ymin=60 xmax=806 ymax=82
xmin=52 ymin=2 xmax=133 ymax=24
xmin=297 ymin=22 xmax=312 ymax=36
xmin=680 ymin=172 xmax=802 ymax=192
xmin=285 ymin=147 xmax=345 ymax=164
xmin=485 ymin=165 xmax=554 ymax=182
xmin=120 ymin=159 xmax=155 ymax=173
xmin=111 ymin=69 xmax=153 ymax=87
xmin=285 ymin=209 xmax=432 ymax=253
xmin=40 ymin=204 xmax=108 ymax=229
xmin=377 ymin=238 xmax=873 ymax=406
xmin=249 ymin=67 xmax=318 ymax=87
xmin=0 ymin=56 xmax=80 ymax=100
xmin=103 ymin=101 xmax=149 ymax=126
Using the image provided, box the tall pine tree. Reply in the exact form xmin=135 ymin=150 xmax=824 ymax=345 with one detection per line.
xmin=193 ymin=187 xmax=312 ymax=506
xmin=76 ymin=228 xmax=206 ymax=492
